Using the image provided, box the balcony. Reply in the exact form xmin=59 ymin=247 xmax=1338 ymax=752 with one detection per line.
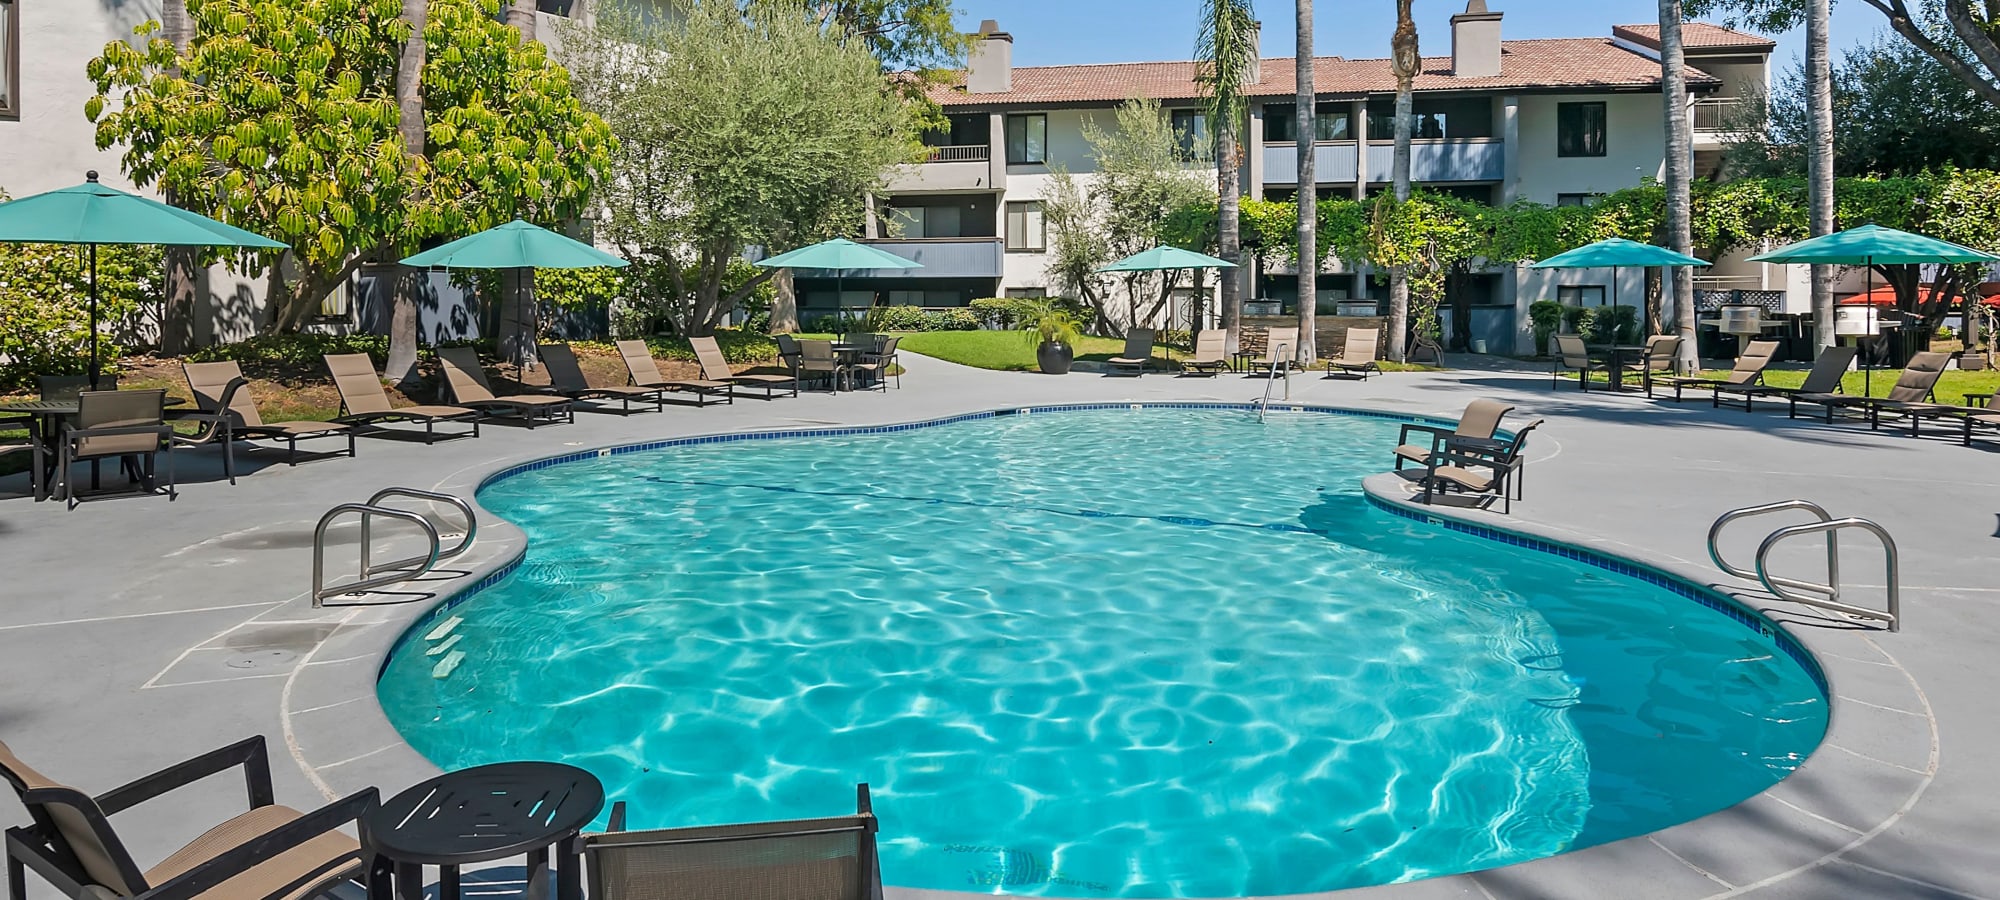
xmin=886 ymin=146 xmax=993 ymax=193
xmin=851 ymin=238 xmax=1004 ymax=279
xmin=1364 ymin=139 xmax=1505 ymax=183
xmin=1262 ymin=142 xmax=1361 ymax=184
xmin=1693 ymin=98 xmax=1748 ymax=133
xmin=924 ymin=145 xmax=990 ymax=163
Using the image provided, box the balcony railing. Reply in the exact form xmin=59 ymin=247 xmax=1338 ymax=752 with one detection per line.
xmin=923 ymin=145 xmax=990 ymax=163
xmin=1694 ymin=274 xmax=1764 ymax=291
xmin=1693 ymin=98 xmax=1748 ymax=133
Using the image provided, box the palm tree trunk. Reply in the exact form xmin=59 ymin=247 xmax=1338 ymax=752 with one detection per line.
xmin=507 ymin=0 xmax=538 ymax=42
xmin=160 ymin=0 xmax=198 ymax=354
xmin=387 ymin=0 xmax=428 ymax=386
xmin=1219 ymin=119 xmax=1243 ymax=352
xmin=1387 ymin=0 xmax=1417 ymax=362
xmin=1294 ymin=0 xmax=1317 ymax=364
xmin=1660 ymin=0 xmax=1697 ymax=371
xmin=1807 ymin=0 xmax=1836 ymax=355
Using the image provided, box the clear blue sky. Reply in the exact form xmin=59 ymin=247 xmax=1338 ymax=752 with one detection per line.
xmin=951 ymin=0 xmax=1886 ymax=73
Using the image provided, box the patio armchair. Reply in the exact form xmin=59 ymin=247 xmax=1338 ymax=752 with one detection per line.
xmin=37 ymin=375 xmax=118 ymax=401
xmin=849 ymin=336 xmax=901 ymax=392
xmin=1325 ymin=329 xmax=1382 ymax=380
xmin=535 ymin=343 xmax=668 ymax=415
xmin=1651 ymin=340 xmax=1779 ymax=402
xmin=797 ymin=339 xmax=850 ymax=392
xmin=1392 ymin=399 xmax=1514 ymax=473
xmin=692 ymin=335 xmax=798 ymax=399
xmin=1628 ymin=335 xmax=1682 ymax=395
xmin=54 ymin=389 xmax=175 ymax=508
xmin=1106 ymin=328 xmax=1155 ymax=376
xmin=776 ymin=334 xmax=804 ymax=380
xmin=2 ymin=735 xmax=378 ymax=900
xmin=0 ymin=413 xmax=44 ymax=501
xmin=1714 ymin=345 xmax=1856 ymax=412
xmin=1179 ymin=331 xmax=1230 ymax=377
xmin=323 ymin=353 xmax=483 ymax=443
xmin=1551 ymin=335 xmax=1605 ymax=390
xmin=434 ymin=347 xmax=575 ymax=428
xmin=177 ymin=361 xmax=356 ymax=484
xmin=584 ymin=784 xmax=883 ymax=900
xmin=1419 ymin=419 xmax=1544 ymax=515
xmin=1789 ymin=350 xmax=1951 ymax=425
xmin=1254 ymin=327 xmax=1300 ymax=376
xmin=613 ymin=341 xmax=734 ymax=406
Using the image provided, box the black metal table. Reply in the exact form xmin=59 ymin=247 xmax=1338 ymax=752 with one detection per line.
xmin=363 ymin=762 xmax=604 ymax=900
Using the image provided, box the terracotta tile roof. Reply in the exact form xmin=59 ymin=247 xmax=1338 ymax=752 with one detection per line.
xmin=1611 ymin=23 xmax=1777 ymax=51
xmin=930 ymin=38 xmax=1721 ymax=108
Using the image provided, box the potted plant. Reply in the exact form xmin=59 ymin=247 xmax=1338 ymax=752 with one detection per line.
xmin=1023 ymin=310 xmax=1082 ymax=374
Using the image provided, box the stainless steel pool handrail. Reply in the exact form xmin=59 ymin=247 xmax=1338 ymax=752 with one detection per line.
xmin=1708 ymin=500 xmax=1837 ymax=597
xmin=1756 ymin=518 xmax=1901 ymax=632
xmin=311 ymin=504 xmax=440 ymax=607
xmin=1257 ymin=343 xmax=1292 ymax=423
xmin=363 ymin=487 xmax=477 ymax=574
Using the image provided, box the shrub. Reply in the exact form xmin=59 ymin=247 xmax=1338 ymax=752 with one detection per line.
xmin=968 ymin=296 xmax=1089 ymax=330
xmin=186 ymin=333 xmax=391 ymax=377
xmin=862 ymin=305 xmax=981 ymax=332
xmin=0 ymin=201 xmax=159 ymax=391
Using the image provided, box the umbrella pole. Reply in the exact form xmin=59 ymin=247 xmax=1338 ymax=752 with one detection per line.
xmin=89 ymin=243 xmax=101 ymax=391
xmin=1865 ymin=258 xmax=1874 ymax=397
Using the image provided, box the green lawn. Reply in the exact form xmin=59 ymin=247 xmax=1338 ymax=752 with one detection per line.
xmin=1687 ymin=367 xmax=2000 ymax=406
xmin=894 ymin=330 xmax=1167 ymax=372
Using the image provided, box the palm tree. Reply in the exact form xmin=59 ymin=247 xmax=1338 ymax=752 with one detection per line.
xmin=507 ymin=0 xmax=538 ymax=41
xmin=161 ymin=0 xmax=197 ymax=355
xmin=1294 ymin=0 xmax=1317 ymax=363
xmin=1807 ymin=0 xmax=1834 ymax=355
xmin=1196 ymin=0 xmax=1259 ymax=353
xmin=1387 ymin=0 xmax=1418 ymax=362
xmin=1659 ymin=0 xmax=1697 ymax=371
xmin=387 ymin=0 xmax=428 ymax=385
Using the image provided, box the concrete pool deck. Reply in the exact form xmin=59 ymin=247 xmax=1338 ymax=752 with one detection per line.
xmin=0 ymin=351 xmax=1991 ymax=900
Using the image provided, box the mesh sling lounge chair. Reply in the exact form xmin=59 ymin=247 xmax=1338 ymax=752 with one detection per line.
xmin=1627 ymin=335 xmax=1682 ymax=395
xmin=0 ymin=413 xmax=45 ymax=501
xmin=1253 ymin=327 xmax=1300 ymax=376
xmin=1106 ymin=328 xmax=1155 ymax=376
xmin=536 ymin=343 xmax=668 ymax=415
xmin=55 ymin=390 xmax=175 ymax=508
xmin=1714 ymin=345 xmax=1857 ymax=413
xmin=1651 ymin=339 xmax=1779 ymax=402
xmin=1551 ymin=335 xmax=1606 ymax=391
xmin=776 ymin=335 xmax=804 ymax=382
xmin=584 ymin=784 xmax=883 ymax=900
xmin=1856 ymin=352 xmax=1974 ymax=436
xmin=1419 ymin=419 xmax=1543 ymax=515
xmin=179 ymin=361 xmax=355 ymax=483
xmin=1178 ymin=331 xmax=1229 ymax=377
xmin=1789 ymin=350 xmax=1950 ymax=424
xmin=1326 ymin=329 xmax=1382 ymax=380
xmin=1392 ymin=399 xmax=1514 ymax=472
xmin=1 ymin=735 xmax=377 ymax=900
xmin=323 ymin=354 xmax=482 ymax=443
xmin=434 ymin=347 xmax=575 ymax=428
xmin=613 ymin=341 xmax=734 ymax=406
xmin=692 ymin=336 xmax=798 ymax=399
xmin=848 ymin=336 xmax=901 ymax=392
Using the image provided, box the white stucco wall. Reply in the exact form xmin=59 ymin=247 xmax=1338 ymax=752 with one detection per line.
xmin=1512 ymin=93 xmax=1667 ymax=204
xmin=1 ymin=0 xmax=151 ymax=197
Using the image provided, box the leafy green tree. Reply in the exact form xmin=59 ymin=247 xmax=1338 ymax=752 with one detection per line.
xmin=562 ymin=0 xmax=922 ymax=336
xmin=1081 ymin=98 xmax=1216 ymax=331
xmin=0 ymin=191 xmax=161 ymax=390
xmin=1040 ymin=168 xmax=1117 ymax=329
xmin=1196 ymin=0 xmax=1259 ymax=352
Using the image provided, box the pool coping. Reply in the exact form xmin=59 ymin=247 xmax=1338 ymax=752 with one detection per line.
xmin=285 ymin=401 xmax=1936 ymax=900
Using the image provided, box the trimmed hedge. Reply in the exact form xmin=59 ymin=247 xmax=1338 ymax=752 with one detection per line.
xmin=185 ymin=333 xmax=390 ymax=372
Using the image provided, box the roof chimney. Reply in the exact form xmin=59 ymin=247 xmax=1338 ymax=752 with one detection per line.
xmin=1451 ymin=0 xmax=1503 ymax=78
xmin=1243 ymin=20 xmax=1264 ymax=87
xmin=967 ymin=20 xmax=1013 ymax=94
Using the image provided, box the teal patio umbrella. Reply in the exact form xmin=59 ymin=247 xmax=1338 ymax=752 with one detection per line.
xmin=0 ymin=171 xmax=289 ymax=388
xmin=1530 ymin=238 xmax=1708 ymax=343
xmin=401 ymin=219 xmax=628 ymax=368
xmin=1097 ymin=246 xmax=1238 ymax=359
xmin=1750 ymin=224 xmax=2000 ymax=393
xmin=755 ymin=238 xmax=922 ymax=320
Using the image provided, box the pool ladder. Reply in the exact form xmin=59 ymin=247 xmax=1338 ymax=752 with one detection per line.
xmin=1256 ymin=342 xmax=1292 ymax=423
xmin=1707 ymin=500 xmax=1900 ymax=631
xmin=311 ymin=487 xmax=477 ymax=607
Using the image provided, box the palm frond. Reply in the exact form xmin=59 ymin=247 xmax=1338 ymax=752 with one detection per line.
xmin=1194 ymin=0 xmax=1260 ymax=125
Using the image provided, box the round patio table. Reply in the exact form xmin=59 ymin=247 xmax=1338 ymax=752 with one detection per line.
xmin=363 ymin=762 xmax=604 ymax=900
xmin=1588 ymin=344 xmax=1649 ymax=392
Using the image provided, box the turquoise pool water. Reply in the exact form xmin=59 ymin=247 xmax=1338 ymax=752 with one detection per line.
xmin=378 ymin=407 xmax=1827 ymax=898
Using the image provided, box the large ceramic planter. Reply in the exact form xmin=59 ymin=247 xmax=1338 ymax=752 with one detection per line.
xmin=1036 ymin=340 xmax=1075 ymax=374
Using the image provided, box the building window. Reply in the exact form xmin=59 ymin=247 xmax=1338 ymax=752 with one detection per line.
xmin=1556 ymin=193 xmax=1603 ymax=208
xmin=1005 ymin=201 xmax=1045 ymax=252
xmin=1556 ymin=285 xmax=1606 ymax=307
xmin=1169 ymin=109 xmax=1211 ymax=160
xmin=1557 ymin=102 xmax=1607 ymax=157
xmin=1263 ymin=103 xmax=1351 ymax=143
xmin=1005 ymin=114 xmax=1046 ymax=164
xmin=1005 ymin=287 xmax=1047 ymax=299
xmin=0 ymin=0 xmax=17 ymax=119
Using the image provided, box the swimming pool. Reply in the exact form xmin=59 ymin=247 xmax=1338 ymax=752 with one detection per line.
xmin=378 ymin=405 xmax=1827 ymax=898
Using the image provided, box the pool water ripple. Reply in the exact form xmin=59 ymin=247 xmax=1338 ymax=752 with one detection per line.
xmin=378 ymin=408 xmax=1825 ymax=898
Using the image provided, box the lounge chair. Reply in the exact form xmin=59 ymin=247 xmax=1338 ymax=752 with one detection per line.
xmin=584 ymin=784 xmax=882 ymax=900
xmin=54 ymin=390 xmax=175 ymax=508
xmin=1 ymin=735 xmax=378 ymax=900
xmin=796 ymin=339 xmax=850 ymax=392
xmin=1418 ymin=419 xmax=1544 ymax=515
xmin=1714 ymin=345 xmax=1857 ymax=412
xmin=433 ymin=346 xmax=575 ymax=428
xmin=1789 ymin=350 xmax=1950 ymax=424
xmin=613 ymin=341 xmax=734 ymax=405
xmin=1252 ymin=327 xmax=1300 ymax=376
xmin=1552 ymin=335 xmax=1607 ymax=391
xmin=1325 ymin=329 xmax=1382 ymax=380
xmin=776 ymin=334 xmax=804 ymax=381
xmin=1625 ymin=335 xmax=1681 ymax=394
xmin=323 ymin=353 xmax=483 ymax=443
xmin=692 ymin=335 xmax=798 ymax=399
xmin=1857 ymin=352 xmax=1971 ymax=436
xmin=1392 ymin=399 xmax=1514 ymax=472
xmin=1651 ymin=339 xmax=1779 ymax=402
xmin=1179 ymin=331 xmax=1230 ymax=376
xmin=536 ymin=343 xmax=668 ymax=415
xmin=848 ymin=335 xmax=901 ymax=392
xmin=179 ymin=361 xmax=356 ymax=483
xmin=1106 ymin=328 xmax=1155 ymax=376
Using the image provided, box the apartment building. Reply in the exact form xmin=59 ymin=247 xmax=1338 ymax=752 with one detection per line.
xmin=816 ymin=3 xmax=1778 ymax=353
